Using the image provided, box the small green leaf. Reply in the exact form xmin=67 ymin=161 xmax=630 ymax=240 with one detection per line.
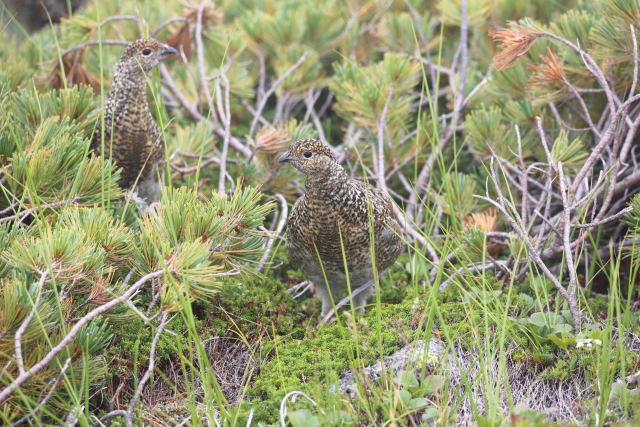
xmin=424 ymin=375 xmax=444 ymax=395
xmin=288 ymin=409 xmax=320 ymax=427
xmin=421 ymin=407 xmax=440 ymax=423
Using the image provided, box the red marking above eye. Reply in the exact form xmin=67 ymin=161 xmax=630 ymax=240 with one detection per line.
xmin=140 ymin=46 xmax=155 ymax=51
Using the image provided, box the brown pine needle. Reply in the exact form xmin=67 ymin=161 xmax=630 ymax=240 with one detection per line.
xmin=463 ymin=208 xmax=498 ymax=233
xmin=165 ymin=23 xmax=192 ymax=62
xmin=46 ymin=51 xmax=100 ymax=92
xmin=255 ymin=126 xmax=290 ymax=155
xmin=528 ymin=47 xmax=565 ymax=88
xmin=489 ymin=24 xmax=542 ymax=70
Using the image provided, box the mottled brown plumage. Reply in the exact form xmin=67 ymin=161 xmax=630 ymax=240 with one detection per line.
xmin=92 ymin=38 xmax=176 ymax=206
xmin=279 ymin=139 xmax=404 ymax=316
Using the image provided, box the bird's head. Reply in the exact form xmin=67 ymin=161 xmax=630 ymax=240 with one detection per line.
xmin=119 ymin=38 xmax=177 ymax=74
xmin=278 ymin=138 xmax=339 ymax=176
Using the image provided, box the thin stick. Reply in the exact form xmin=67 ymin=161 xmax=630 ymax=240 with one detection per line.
xmin=411 ymin=0 xmax=469 ymax=212
xmin=375 ymin=85 xmax=395 ymax=191
xmin=320 ymin=283 xmax=374 ymax=324
xmin=151 ymin=16 xmax=188 ymax=37
xmin=558 ymin=163 xmax=581 ymax=332
xmin=215 ymin=73 xmax=232 ymax=194
xmin=576 ymin=207 xmax=632 ymax=229
xmin=60 ymin=40 xmax=129 ymax=58
xmin=257 ymin=194 xmax=288 ymax=272
xmin=195 ymin=2 xmax=216 ymax=122
xmin=248 ymin=51 xmax=309 ymax=139
xmin=438 ymin=260 xmax=512 ymax=291
xmin=14 ymin=270 xmax=50 ymax=374
xmin=476 ymin=161 xmax=575 ymax=321
xmin=126 ymin=312 xmax=169 ymax=423
xmin=0 ymin=197 xmax=79 ymax=224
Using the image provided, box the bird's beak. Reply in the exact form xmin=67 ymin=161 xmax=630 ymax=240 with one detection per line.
xmin=277 ymin=153 xmax=291 ymax=163
xmin=161 ymin=46 xmax=177 ymax=57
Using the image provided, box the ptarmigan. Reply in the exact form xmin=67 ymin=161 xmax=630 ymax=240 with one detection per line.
xmin=92 ymin=38 xmax=176 ymax=209
xmin=278 ymin=138 xmax=404 ymax=318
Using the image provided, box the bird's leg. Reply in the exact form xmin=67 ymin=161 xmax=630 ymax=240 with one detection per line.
xmin=314 ymin=282 xmax=335 ymax=317
xmin=127 ymin=189 xmax=150 ymax=213
xmin=351 ymin=282 xmax=375 ymax=314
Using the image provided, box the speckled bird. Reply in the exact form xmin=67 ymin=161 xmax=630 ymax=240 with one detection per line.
xmin=92 ymin=38 xmax=176 ymax=207
xmin=278 ymin=139 xmax=404 ymax=317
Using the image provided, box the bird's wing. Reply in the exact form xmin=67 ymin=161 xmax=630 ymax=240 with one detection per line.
xmin=107 ymin=116 xmax=164 ymax=188
xmin=285 ymin=196 xmax=307 ymax=267
xmin=331 ymin=181 xmax=403 ymax=266
xmin=333 ymin=181 xmax=395 ymax=229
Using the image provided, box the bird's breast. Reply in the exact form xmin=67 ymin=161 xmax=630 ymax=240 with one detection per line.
xmin=287 ymin=196 xmax=373 ymax=271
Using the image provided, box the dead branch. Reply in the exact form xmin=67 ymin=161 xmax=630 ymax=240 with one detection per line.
xmin=14 ymin=269 xmax=50 ymax=375
xmin=248 ymin=51 xmax=309 ymax=139
xmin=125 ymin=312 xmax=169 ymax=425
xmin=256 ymin=193 xmax=288 ymax=273
xmin=214 ymin=73 xmax=232 ymax=194
xmin=0 ymin=197 xmax=80 ymax=224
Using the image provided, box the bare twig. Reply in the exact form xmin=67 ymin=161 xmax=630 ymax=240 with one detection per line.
xmin=476 ymin=160 xmax=580 ymax=328
xmin=410 ymin=0 xmax=469 ymax=215
xmin=60 ymin=40 xmax=129 ymax=58
xmin=0 ymin=201 xmax=19 ymax=216
xmin=152 ymin=16 xmax=188 ymax=37
xmin=391 ymin=202 xmax=440 ymax=264
xmin=375 ymin=85 xmax=395 ymax=192
xmin=126 ymin=312 xmax=169 ymax=424
xmin=438 ymin=260 xmax=512 ymax=291
xmin=195 ymin=2 xmax=217 ymax=123
xmin=257 ymin=194 xmax=288 ymax=272
xmin=557 ymin=163 xmax=581 ymax=332
xmin=576 ymin=207 xmax=633 ymax=229
xmin=95 ymin=410 xmax=130 ymax=426
xmin=171 ymin=154 xmax=221 ymax=178
xmin=14 ymin=270 xmax=50 ymax=374
xmin=97 ymin=15 xmax=138 ymax=29
xmin=215 ymin=73 xmax=232 ymax=194
xmin=248 ymin=51 xmax=309 ymax=139
xmin=286 ymin=281 xmax=312 ymax=299
xmin=320 ymin=282 xmax=374 ymax=324
xmin=159 ymin=64 xmax=205 ymax=120
xmin=0 ymin=197 xmax=79 ymax=224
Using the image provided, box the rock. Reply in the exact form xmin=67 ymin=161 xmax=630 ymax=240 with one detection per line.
xmin=0 ymin=0 xmax=90 ymax=35
xmin=338 ymin=338 xmax=447 ymax=398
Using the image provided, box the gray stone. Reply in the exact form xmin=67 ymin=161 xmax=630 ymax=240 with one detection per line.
xmin=338 ymin=338 xmax=447 ymax=398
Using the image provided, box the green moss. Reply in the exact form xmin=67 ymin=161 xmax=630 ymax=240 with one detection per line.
xmin=246 ymin=301 xmax=420 ymax=423
xmin=200 ymin=274 xmax=307 ymax=338
xmin=104 ymin=313 xmax=191 ymax=381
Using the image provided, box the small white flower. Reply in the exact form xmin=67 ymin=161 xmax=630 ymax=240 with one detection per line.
xmin=576 ymin=337 xmax=601 ymax=349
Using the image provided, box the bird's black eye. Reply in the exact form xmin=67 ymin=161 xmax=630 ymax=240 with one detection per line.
xmin=141 ymin=48 xmax=152 ymax=56
xmin=303 ymin=151 xmax=313 ymax=158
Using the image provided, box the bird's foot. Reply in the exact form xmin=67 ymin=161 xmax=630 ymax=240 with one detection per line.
xmin=126 ymin=189 xmax=150 ymax=213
